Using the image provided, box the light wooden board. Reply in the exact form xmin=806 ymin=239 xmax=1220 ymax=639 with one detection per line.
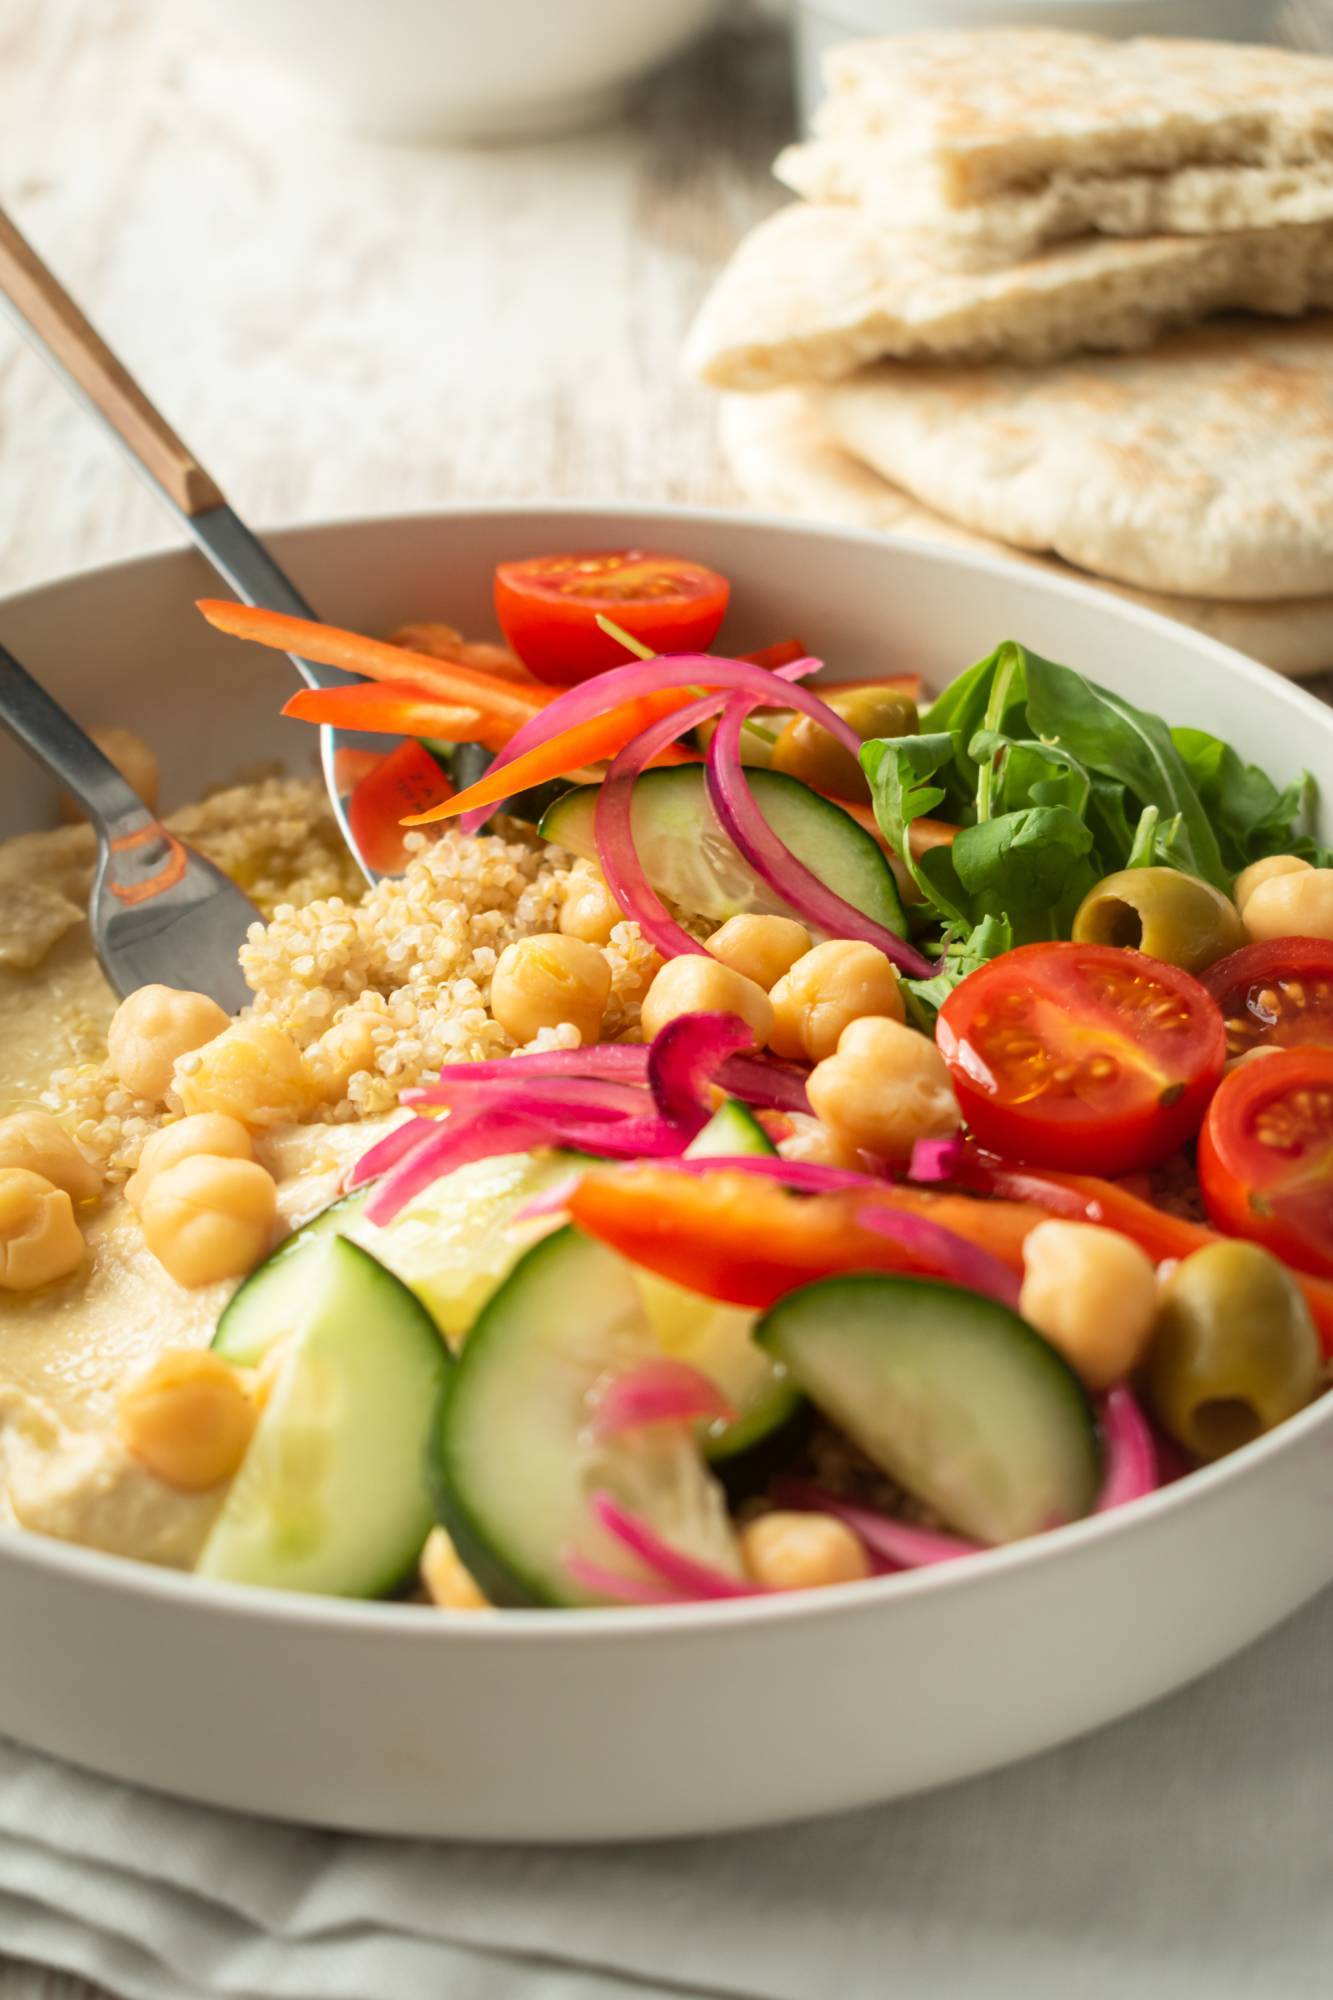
xmin=2 ymin=2 xmax=1332 ymax=1996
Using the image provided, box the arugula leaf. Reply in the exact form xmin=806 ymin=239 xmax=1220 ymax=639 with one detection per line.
xmin=921 ymin=642 xmax=1029 ymax=814
xmin=860 ymin=732 xmax=967 ymax=923
xmin=972 ymin=734 xmax=1092 ymax=820
xmin=1125 ymin=805 xmax=1160 ymax=870
xmin=1085 ymin=775 xmax=1136 ymax=873
xmin=878 ymin=639 xmax=1326 ymax=1015
xmin=903 ymin=913 xmax=1015 ymax=1023
xmin=1171 ymin=726 xmax=1331 ymax=873
xmin=1023 ymin=651 xmax=1228 ymax=891
xmin=952 ymin=806 xmax=1097 ymax=938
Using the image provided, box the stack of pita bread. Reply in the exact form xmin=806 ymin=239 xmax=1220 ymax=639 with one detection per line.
xmin=684 ymin=28 xmax=1333 ymax=677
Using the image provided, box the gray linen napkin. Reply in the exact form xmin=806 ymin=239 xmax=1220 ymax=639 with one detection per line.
xmin=3 ymin=1584 xmax=1333 ymax=2000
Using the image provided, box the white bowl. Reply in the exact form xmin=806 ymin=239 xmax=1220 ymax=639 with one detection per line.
xmin=2 ymin=504 xmax=1332 ymax=1843
xmin=194 ymin=0 xmax=723 ymax=142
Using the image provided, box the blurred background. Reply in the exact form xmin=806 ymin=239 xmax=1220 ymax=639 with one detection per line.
xmin=0 ymin=0 xmax=1329 ymax=599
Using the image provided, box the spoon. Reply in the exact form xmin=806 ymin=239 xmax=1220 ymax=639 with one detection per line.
xmin=0 ymin=639 xmax=256 ymax=1009
xmin=0 ymin=207 xmax=385 ymax=887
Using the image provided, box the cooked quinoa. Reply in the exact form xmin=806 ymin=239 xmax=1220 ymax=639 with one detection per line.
xmin=29 ymin=776 xmax=659 ymax=1183
xmin=241 ymin=823 xmax=659 ymax=1117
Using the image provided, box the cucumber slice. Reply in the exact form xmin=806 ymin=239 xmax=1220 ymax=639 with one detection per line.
xmin=685 ymin=1096 xmax=777 ymax=1160
xmin=660 ymin=1097 xmax=796 ymax=1463
xmin=756 ymin=1275 xmax=1099 ymax=1544
xmin=214 ymin=1151 xmax=571 ymax=1364
xmin=540 ymin=766 xmax=907 ymax=938
xmin=198 ymin=1238 xmax=449 ymax=1597
xmin=430 ymin=1226 xmax=743 ymax=1607
xmin=634 ymin=1270 xmax=800 ymax=1466
xmin=213 ymin=1189 xmax=368 ymax=1365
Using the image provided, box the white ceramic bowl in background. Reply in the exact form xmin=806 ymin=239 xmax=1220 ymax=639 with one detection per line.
xmin=2 ymin=504 xmax=1332 ymax=1843
xmin=191 ymin=0 xmax=723 ymax=142
xmin=793 ymin=0 xmax=1286 ymax=127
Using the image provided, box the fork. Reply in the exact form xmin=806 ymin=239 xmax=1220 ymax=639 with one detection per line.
xmin=0 ymin=207 xmax=386 ymax=887
xmin=0 ymin=639 xmax=256 ymax=1008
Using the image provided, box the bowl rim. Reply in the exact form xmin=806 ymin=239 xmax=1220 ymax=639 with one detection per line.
xmin=4 ymin=497 xmax=1332 ymax=1644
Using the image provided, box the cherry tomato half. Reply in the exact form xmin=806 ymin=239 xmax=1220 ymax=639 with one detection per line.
xmin=936 ymin=941 xmax=1226 ymax=1177
xmin=1198 ymin=1046 xmax=1333 ymax=1278
xmin=1201 ymin=936 xmax=1333 ymax=1060
xmin=345 ymin=738 xmax=453 ymax=876
xmin=494 ymin=552 xmax=730 ymax=685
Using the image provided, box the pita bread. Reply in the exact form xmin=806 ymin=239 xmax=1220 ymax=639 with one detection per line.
xmin=775 ymin=138 xmax=1333 ymax=272
xmin=681 ymin=203 xmax=1333 ymax=387
xmin=718 ymin=388 xmax=1333 ymax=679
xmin=818 ymin=31 xmax=1333 ymax=208
xmin=816 ymin=317 xmax=1333 ymax=602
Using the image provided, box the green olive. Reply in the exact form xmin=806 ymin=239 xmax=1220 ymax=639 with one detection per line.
xmin=770 ymin=686 xmax=920 ymax=802
xmin=1147 ymin=1241 xmax=1321 ymax=1461
xmin=1071 ymin=866 xmax=1246 ymax=974
xmin=696 ymin=715 xmax=774 ymax=767
xmin=829 ymin=686 xmax=920 ymax=742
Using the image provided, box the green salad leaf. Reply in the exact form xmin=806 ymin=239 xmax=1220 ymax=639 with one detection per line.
xmin=1170 ymin=726 xmax=1331 ymax=873
xmin=1021 ymin=652 xmax=1228 ymax=891
xmin=860 ymin=638 xmax=1328 ymax=1013
xmin=859 ymin=732 xmax=965 ymax=924
xmin=903 ymin=914 xmax=1015 ymax=1025
xmin=952 ymin=805 xmax=1097 ymax=923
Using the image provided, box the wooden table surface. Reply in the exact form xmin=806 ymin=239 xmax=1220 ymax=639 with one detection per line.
xmin=4 ymin=3 xmax=1333 ymax=1996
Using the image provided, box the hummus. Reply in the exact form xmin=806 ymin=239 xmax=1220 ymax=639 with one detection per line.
xmin=0 ymin=764 xmax=628 ymax=1579
xmin=0 ymin=780 xmax=383 ymax=1568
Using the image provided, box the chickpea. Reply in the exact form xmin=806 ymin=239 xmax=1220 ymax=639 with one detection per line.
xmin=172 ymin=1019 xmax=314 ymax=1129
xmin=777 ymin=1112 xmax=864 ymax=1170
xmin=1243 ymin=867 xmax=1333 ymax=944
xmin=1234 ymin=853 xmax=1311 ymax=916
xmin=769 ymin=939 xmax=905 ymax=1064
xmin=558 ymin=863 xmax=622 ymax=947
xmin=138 ymin=1154 xmax=277 ymax=1287
xmin=118 ymin=1348 xmax=256 ymax=1491
xmin=59 ymin=725 xmax=160 ymax=821
xmin=739 ymin=1511 xmax=871 ymax=1591
xmin=0 ymin=1168 xmax=85 ymax=1289
xmin=638 ymin=953 xmax=773 ymax=1047
xmin=706 ymin=914 xmax=811 ymax=992
xmin=1018 ymin=1220 xmax=1158 ymax=1391
xmin=491 ymin=933 xmax=612 ymax=1046
xmin=807 ymin=1015 xmax=959 ymax=1163
xmin=0 ymin=1110 xmax=100 ymax=1204
xmin=107 ymin=984 xmax=230 ymax=1105
xmin=306 ymin=1008 xmax=382 ymax=1099
xmin=125 ymin=1113 xmax=253 ymax=1209
xmin=421 ymin=1525 xmax=490 ymax=1610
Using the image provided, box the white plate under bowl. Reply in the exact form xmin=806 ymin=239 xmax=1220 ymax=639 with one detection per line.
xmin=2 ymin=504 xmax=1332 ymax=1843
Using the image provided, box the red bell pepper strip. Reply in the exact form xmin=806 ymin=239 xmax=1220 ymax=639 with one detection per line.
xmin=197 ymin=599 xmax=549 ymax=727
xmin=403 ymin=688 xmax=709 ymax=825
xmin=566 ymin=1167 xmax=1046 ymax=1311
xmin=956 ymin=1154 xmax=1333 ymax=1356
xmin=283 ymin=680 xmax=504 ymax=748
xmin=741 ymin=639 xmax=809 ymax=672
